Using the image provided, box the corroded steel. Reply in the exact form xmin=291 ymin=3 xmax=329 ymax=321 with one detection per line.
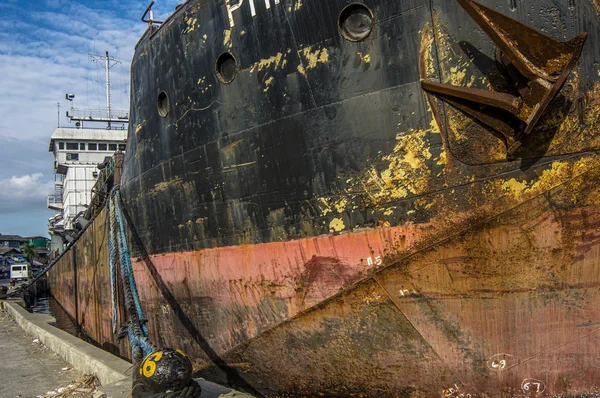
xmin=47 ymin=0 xmax=600 ymax=396
xmin=48 ymin=207 xmax=130 ymax=359
xmin=422 ymin=0 xmax=587 ymax=154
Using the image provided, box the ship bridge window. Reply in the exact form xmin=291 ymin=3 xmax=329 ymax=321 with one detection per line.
xmin=118 ymin=144 xmax=126 ymax=151
xmin=58 ymin=142 xmax=64 ymax=150
xmin=88 ymin=143 xmax=97 ymax=150
xmin=109 ymin=143 xmax=117 ymax=151
xmin=66 ymin=142 xmax=78 ymax=150
xmin=215 ymin=52 xmax=237 ymax=84
xmin=66 ymin=153 xmax=79 ymax=161
xmin=80 ymin=143 xmax=86 ymax=150
xmin=338 ymin=3 xmax=374 ymax=42
xmin=99 ymin=143 xmax=108 ymax=151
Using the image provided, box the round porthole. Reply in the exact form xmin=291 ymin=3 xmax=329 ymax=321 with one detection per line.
xmin=157 ymin=91 xmax=169 ymax=117
xmin=338 ymin=3 xmax=374 ymax=42
xmin=215 ymin=52 xmax=237 ymax=84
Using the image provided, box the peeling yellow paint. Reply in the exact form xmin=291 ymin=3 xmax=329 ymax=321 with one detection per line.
xmin=436 ymin=150 xmax=447 ymax=166
xmin=135 ymin=124 xmax=143 ymax=134
xmin=502 ymin=178 xmax=528 ymax=198
xmin=372 ymin=130 xmax=433 ymax=201
xmin=318 ymin=198 xmax=333 ymax=215
xmin=249 ymin=52 xmax=285 ymax=73
xmin=448 ymin=65 xmax=467 ymax=86
xmin=263 ymin=76 xmax=275 ymax=92
xmin=429 ymin=114 xmax=440 ymax=134
xmin=357 ymin=52 xmax=371 ymax=65
xmin=294 ymin=0 xmax=303 ymax=11
xmin=223 ymin=29 xmax=232 ymax=48
xmin=297 ymin=64 xmax=306 ymax=77
xmin=334 ymin=198 xmax=347 ymax=213
xmin=487 ymin=159 xmax=596 ymax=204
xmin=183 ymin=17 xmax=198 ymax=34
xmin=330 ymin=129 xmax=434 ymax=211
xmin=300 ymin=47 xmax=329 ymax=70
xmin=329 ymin=218 xmax=345 ymax=232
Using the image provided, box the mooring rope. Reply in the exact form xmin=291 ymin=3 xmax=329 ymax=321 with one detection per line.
xmin=107 ymin=186 xmax=199 ymax=396
xmin=8 ymin=172 xmax=199 ymax=396
xmin=107 ymin=186 xmax=155 ymax=360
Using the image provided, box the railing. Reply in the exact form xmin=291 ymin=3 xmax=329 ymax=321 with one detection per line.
xmin=67 ymin=108 xmax=129 ymax=121
xmin=47 ymin=194 xmax=63 ymax=210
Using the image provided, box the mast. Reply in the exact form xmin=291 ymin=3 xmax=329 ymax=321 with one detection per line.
xmin=88 ymin=51 xmax=122 ymax=129
xmin=105 ymin=51 xmax=111 ymax=128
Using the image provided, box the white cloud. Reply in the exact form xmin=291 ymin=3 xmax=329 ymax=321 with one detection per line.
xmin=0 ymin=173 xmax=54 ymax=212
xmin=0 ymin=0 xmax=183 ymax=223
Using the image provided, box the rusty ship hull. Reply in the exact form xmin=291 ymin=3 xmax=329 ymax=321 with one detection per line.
xmin=48 ymin=0 xmax=600 ymax=396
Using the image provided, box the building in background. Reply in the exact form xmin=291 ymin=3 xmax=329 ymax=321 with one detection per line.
xmin=0 ymin=235 xmax=28 ymax=248
xmin=47 ymin=128 xmax=127 ymax=255
xmin=25 ymin=236 xmax=50 ymax=263
xmin=48 ymin=53 xmax=129 ymax=257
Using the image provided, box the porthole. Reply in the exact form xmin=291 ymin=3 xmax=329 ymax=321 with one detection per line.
xmin=215 ymin=52 xmax=237 ymax=84
xmin=338 ymin=3 xmax=374 ymax=42
xmin=157 ymin=91 xmax=169 ymax=117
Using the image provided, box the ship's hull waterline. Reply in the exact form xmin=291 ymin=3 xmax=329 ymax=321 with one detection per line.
xmin=49 ymin=0 xmax=600 ymax=395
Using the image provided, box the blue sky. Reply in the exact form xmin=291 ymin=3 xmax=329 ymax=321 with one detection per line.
xmin=0 ymin=0 xmax=180 ymax=237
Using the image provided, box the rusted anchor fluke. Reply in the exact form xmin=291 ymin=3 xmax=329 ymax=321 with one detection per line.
xmin=422 ymin=0 xmax=587 ymax=155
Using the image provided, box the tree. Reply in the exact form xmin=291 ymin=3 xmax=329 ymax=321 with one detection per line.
xmin=21 ymin=243 xmax=37 ymax=264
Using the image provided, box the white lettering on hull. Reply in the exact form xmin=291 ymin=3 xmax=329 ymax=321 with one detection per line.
xmin=226 ymin=0 xmax=281 ymax=28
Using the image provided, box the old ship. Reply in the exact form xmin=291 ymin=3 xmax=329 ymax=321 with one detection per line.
xmin=47 ymin=0 xmax=600 ymax=396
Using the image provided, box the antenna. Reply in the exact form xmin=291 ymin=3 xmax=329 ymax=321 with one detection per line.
xmin=56 ymin=102 xmax=61 ymax=128
xmin=89 ymin=51 xmax=122 ymax=129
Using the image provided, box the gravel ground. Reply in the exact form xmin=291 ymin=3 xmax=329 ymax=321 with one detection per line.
xmin=0 ymin=308 xmax=97 ymax=398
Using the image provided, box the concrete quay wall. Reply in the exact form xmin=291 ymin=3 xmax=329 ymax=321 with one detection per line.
xmin=4 ymin=300 xmax=130 ymax=386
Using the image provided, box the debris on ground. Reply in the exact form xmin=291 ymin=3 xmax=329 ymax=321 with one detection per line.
xmin=35 ymin=374 xmax=100 ymax=397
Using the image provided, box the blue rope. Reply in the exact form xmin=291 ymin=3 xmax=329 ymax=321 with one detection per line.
xmin=114 ymin=189 xmax=149 ymax=338
xmin=108 ymin=186 xmax=155 ymax=358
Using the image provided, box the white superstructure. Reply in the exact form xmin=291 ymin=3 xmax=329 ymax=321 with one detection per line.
xmin=47 ymin=127 xmax=127 ymax=254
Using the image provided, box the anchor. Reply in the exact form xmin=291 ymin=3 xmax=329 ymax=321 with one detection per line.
xmin=421 ymin=0 xmax=587 ymax=155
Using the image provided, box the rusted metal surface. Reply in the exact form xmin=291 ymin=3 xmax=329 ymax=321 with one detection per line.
xmin=47 ymin=0 xmax=600 ymax=396
xmin=48 ymin=207 xmax=131 ymax=359
xmin=422 ymin=0 xmax=587 ymax=154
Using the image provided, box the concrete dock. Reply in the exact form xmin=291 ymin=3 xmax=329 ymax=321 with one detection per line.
xmin=1 ymin=300 xmax=253 ymax=398
xmin=0 ymin=306 xmax=88 ymax=397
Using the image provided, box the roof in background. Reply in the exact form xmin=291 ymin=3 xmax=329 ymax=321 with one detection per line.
xmin=0 ymin=235 xmax=25 ymax=241
xmin=0 ymin=247 xmax=21 ymax=255
xmin=25 ymin=236 xmax=49 ymax=240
